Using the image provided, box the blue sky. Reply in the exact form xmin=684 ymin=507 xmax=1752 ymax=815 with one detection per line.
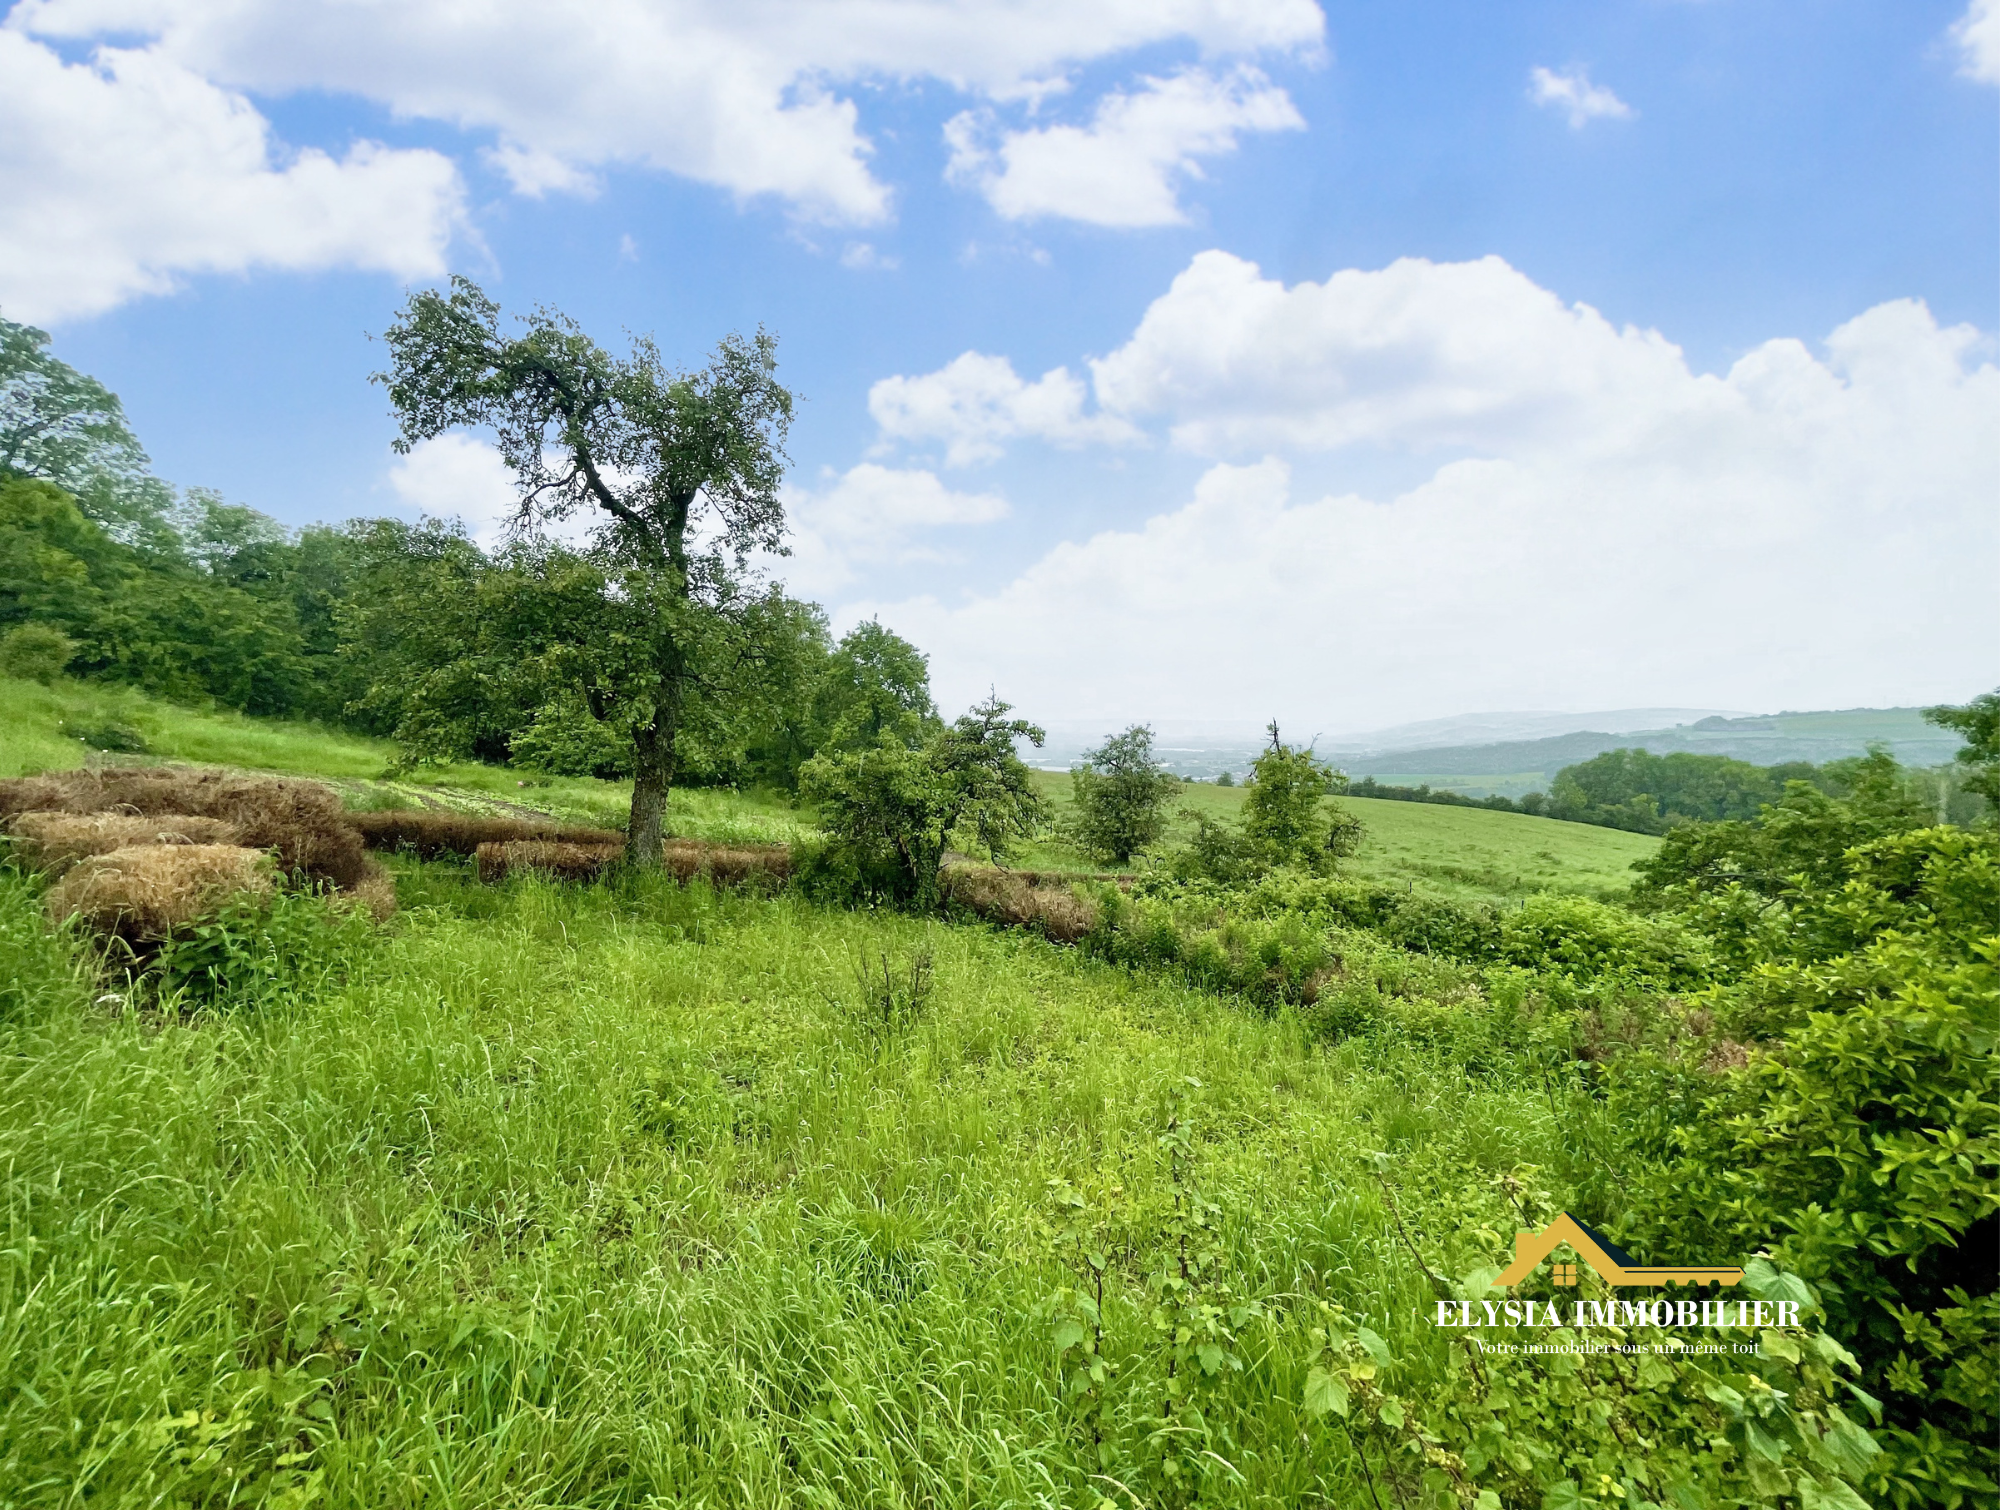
xmin=3 ymin=0 xmax=1995 ymax=732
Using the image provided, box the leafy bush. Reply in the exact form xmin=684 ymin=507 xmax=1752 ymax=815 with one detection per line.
xmin=144 ymin=889 xmax=377 ymax=1006
xmin=1068 ymin=724 xmax=1178 ymax=864
xmin=1609 ymin=826 xmax=2000 ymax=1508
xmin=0 ymin=622 xmax=74 ymax=683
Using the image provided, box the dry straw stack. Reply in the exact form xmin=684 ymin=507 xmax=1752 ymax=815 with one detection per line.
xmin=1 ymin=767 xmax=393 ymax=941
xmin=347 ymin=809 xmax=623 ymax=861
xmin=475 ymin=840 xmax=626 ymax=884
xmin=940 ymin=865 xmax=1099 ymax=943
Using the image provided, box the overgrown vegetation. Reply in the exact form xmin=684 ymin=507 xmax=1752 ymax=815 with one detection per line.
xmin=2 ymin=313 xmax=1993 ymax=1509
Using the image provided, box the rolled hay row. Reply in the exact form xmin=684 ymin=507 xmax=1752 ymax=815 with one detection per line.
xmin=6 ymin=811 xmax=242 ymax=876
xmin=0 ymin=768 xmax=367 ymax=890
xmin=475 ymin=840 xmax=625 ymax=884
xmin=660 ymin=839 xmax=792 ymax=889
xmin=941 ymin=864 xmax=1100 ymax=944
xmin=347 ymin=809 xmax=625 ymax=861
xmin=45 ymin=844 xmax=275 ymax=943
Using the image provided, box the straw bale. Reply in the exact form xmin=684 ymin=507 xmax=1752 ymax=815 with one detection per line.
xmin=659 ymin=839 xmax=792 ymax=889
xmin=0 ymin=767 xmax=366 ymax=889
xmin=46 ymin=844 xmax=274 ymax=941
xmin=475 ymin=840 xmax=625 ymax=884
xmin=7 ymin=811 xmax=241 ymax=876
xmin=345 ymin=860 xmax=399 ymax=921
xmin=348 ymin=809 xmax=624 ymax=861
xmin=942 ymin=865 xmax=1100 ymax=943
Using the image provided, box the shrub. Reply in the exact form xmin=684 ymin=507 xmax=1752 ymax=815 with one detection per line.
xmin=1068 ymin=725 xmax=1179 ymax=864
xmin=1498 ymin=892 xmax=1713 ymax=987
xmin=147 ymin=888 xmax=379 ymax=1006
xmin=6 ymin=810 xmax=241 ymax=876
xmin=0 ymin=622 xmax=75 ymax=684
xmin=45 ymin=843 xmax=275 ymax=943
xmin=346 ymin=808 xmax=623 ymax=860
xmin=59 ymin=719 xmax=148 ymax=753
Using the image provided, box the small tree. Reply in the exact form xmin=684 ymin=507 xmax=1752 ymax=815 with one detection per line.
xmin=1925 ymin=688 xmax=2000 ymax=809
xmin=1069 ymin=724 xmax=1178 ymax=864
xmin=376 ymin=277 xmax=794 ymax=866
xmin=800 ymin=694 xmax=1047 ymax=909
xmin=1242 ymin=721 xmax=1362 ymax=873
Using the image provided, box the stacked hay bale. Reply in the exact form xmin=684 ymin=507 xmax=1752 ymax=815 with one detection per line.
xmin=0 ymin=767 xmax=394 ymax=944
xmin=346 ymin=810 xmax=624 ymax=862
xmin=660 ymin=839 xmax=790 ymax=890
xmin=475 ymin=840 xmax=626 ymax=884
xmin=940 ymin=864 xmax=1099 ymax=943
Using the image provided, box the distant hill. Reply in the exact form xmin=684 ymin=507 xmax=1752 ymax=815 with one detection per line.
xmin=1344 ymin=707 xmax=1963 ymax=793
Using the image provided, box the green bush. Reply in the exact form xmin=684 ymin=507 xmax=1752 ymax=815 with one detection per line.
xmin=1609 ymin=827 xmax=2000 ymax=1508
xmin=143 ymin=890 xmax=378 ymax=1007
xmin=0 ymin=622 xmax=74 ymax=684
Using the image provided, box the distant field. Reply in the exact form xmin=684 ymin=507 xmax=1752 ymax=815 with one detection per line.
xmin=1021 ymin=770 xmax=1657 ymax=901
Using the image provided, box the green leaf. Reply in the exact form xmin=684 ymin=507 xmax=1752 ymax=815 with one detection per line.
xmin=1742 ymin=1257 xmax=1815 ymax=1312
xmin=1378 ymin=1397 xmax=1406 ymax=1429
xmin=1817 ymin=1408 xmax=1880 ymax=1477
xmin=1760 ymin=1329 xmax=1801 ymax=1363
xmin=1052 ymin=1319 xmax=1087 ymax=1353
xmin=1303 ymin=1365 xmax=1349 ymax=1419
xmin=1542 ymin=1480 xmax=1588 ymax=1510
xmin=1356 ymin=1326 xmax=1393 ymax=1368
xmin=1797 ymin=1476 xmax=1870 ymax=1510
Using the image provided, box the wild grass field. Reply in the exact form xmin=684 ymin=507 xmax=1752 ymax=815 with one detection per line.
xmin=0 ymin=680 xmax=1980 ymax=1509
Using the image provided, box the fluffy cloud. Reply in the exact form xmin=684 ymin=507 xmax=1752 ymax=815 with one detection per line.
xmin=385 ymin=433 xmax=521 ymax=544
xmin=1952 ymin=0 xmax=2000 ymax=84
xmin=781 ymin=463 xmax=1008 ymax=594
xmin=853 ymin=265 xmax=1998 ymax=727
xmin=11 ymin=0 xmax=1324 ymax=229
xmin=1527 ymin=65 xmax=1634 ymax=128
xmin=945 ymin=65 xmax=1303 ymax=226
xmin=869 ymin=352 xmax=1140 ymax=466
xmin=1089 ymin=251 xmax=1693 ymax=456
xmin=0 ymin=32 xmax=463 ymax=324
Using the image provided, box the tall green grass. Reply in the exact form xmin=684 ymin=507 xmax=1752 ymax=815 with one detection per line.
xmin=0 ymin=861 xmax=1573 ymax=1507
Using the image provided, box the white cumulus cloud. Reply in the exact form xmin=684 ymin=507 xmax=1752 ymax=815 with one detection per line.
xmin=1952 ymin=0 xmax=2000 ymax=84
xmin=851 ymin=261 xmax=1999 ymax=728
xmin=945 ymin=65 xmax=1304 ymax=226
xmin=0 ymin=31 xmax=464 ymax=324
xmin=869 ymin=351 xmax=1141 ymax=466
xmin=1089 ymin=250 xmax=1692 ymax=456
xmin=1528 ymin=65 xmax=1634 ymax=128
xmin=782 ymin=463 xmax=1009 ymax=594
xmin=11 ymin=0 xmax=1324 ymax=233
xmin=386 ymin=433 xmax=522 ymax=545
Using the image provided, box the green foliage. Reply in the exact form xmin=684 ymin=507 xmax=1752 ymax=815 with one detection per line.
xmin=1609 ymin=823 xmax=2000 ymax=1506
xmin=1069 ymin=724 xmax=1180 ymax=864
xmin=1549 ymin=748 xmax=1826 ymax=834
xmin=0 ymin=621 xmax=73 ymax=683
xmin=375 ymin=277 xmax=796 ymax=863
xmin=1925 ymin=689 xmax=2000 ymax=809
xmin=800 ymin=694 xmax=1047 ymax=909
xmin=143 ymin=891 xmax=379 ymax=1008
xmin=1165 ymin=726 xmax=1363 ymax=884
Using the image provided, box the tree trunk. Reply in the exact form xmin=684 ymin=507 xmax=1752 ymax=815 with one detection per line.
xmin=628 ymin=718 xmax=672 ymax=866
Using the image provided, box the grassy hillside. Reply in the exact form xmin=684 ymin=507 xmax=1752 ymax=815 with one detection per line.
xmin=1021 ymin=770 xmax=1657 ymax=900
xmin=0 ymin=676 xmax=810 ymax=844
xmin=0 ymin=848 xmax=1571 ymax=1506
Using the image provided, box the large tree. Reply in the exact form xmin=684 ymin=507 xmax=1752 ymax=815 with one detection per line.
xmin=376 ymin=278 xmax=795 ymax=864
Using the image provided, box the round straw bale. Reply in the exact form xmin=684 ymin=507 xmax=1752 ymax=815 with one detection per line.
xmin=45 ymin=844 xmax=275 ymax=941
xmin=7 ymin=810 xmax=242 ymax=876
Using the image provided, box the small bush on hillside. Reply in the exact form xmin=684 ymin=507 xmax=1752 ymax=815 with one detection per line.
xmin=1068 ymin=725 xmax=1179 ymax=864
xmin=801 ymin=694 xmax=1047 ymax=909
xmin=0 ymin=622 xmax=75 ymax=684
xmin=60 ymin=718 xmax=148 ymax=753
xmin=1165 ymin=725 xmax=1363 ymax=885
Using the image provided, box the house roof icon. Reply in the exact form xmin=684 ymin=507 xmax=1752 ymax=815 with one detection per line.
xmin=1493 ymin=1212 xmax=1745 ymax=1288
